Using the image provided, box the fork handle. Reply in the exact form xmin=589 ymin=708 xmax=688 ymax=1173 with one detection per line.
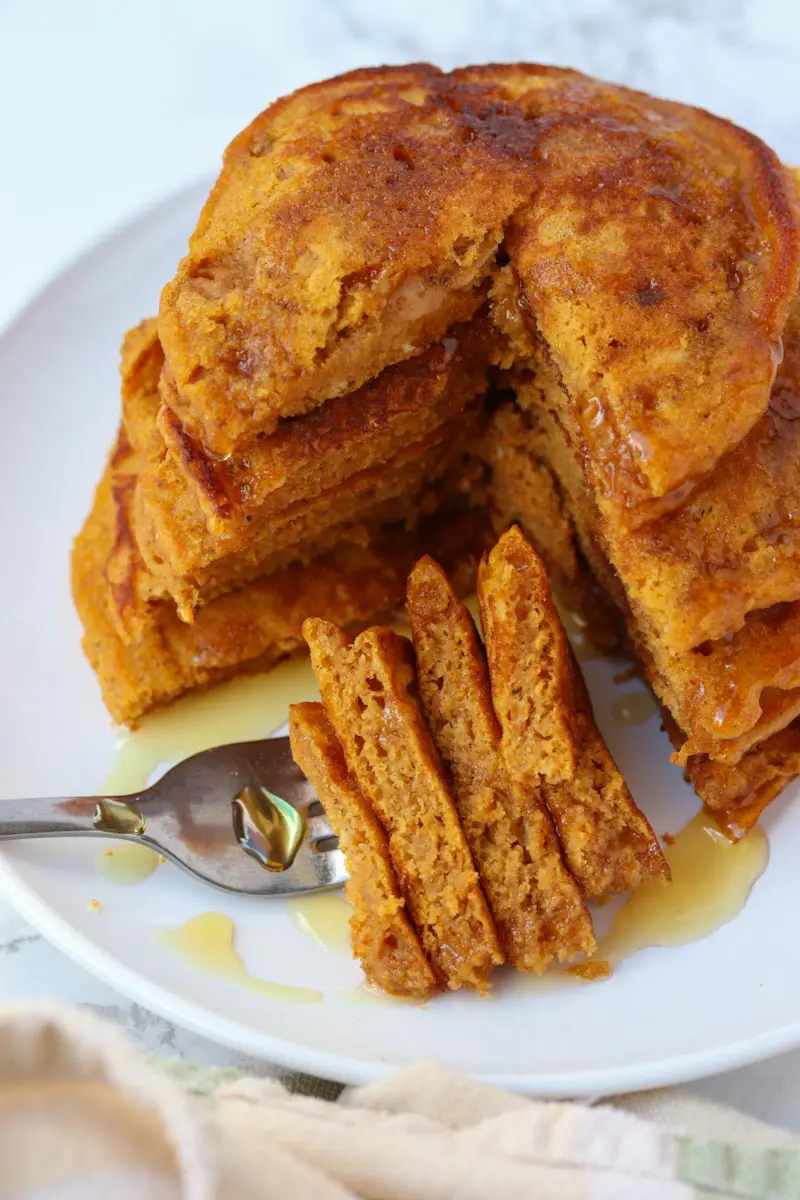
xmin=0 ymin=795 xmax=136 ymax=839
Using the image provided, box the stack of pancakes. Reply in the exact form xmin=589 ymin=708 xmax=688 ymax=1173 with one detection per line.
xmin=73 ymin=63 xmax=800 ymax=827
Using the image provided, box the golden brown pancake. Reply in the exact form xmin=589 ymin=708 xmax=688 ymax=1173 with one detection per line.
xmin=407 ymin=555 xmax=594 ymax=970
xmin=132 ymin=407 xmax=485 ymax=621
xmin=71 ymin=450 xmax=493 ymax=726
xmin=304 ymin=618 xmax=503 ymax=991
xmin=510 ymin=348 xmax=800 ymax=764
xmin=479 ymin=401 xmax=578 ymax=583
xmin=289 ymin=702 xmax=439 ymax=998
xmin=158 ymin=65 xmax=537 ymax=454
xmin=459 ymin=64 xmax=800 ymax=523
xmin=160 ymin=62 xmax=798 ymax=473
xmin=124 ymin=315 xmax=491 ymax=541
xmin=515 ymin=289 xmax=800 ymax=655
xmin=478 ymin=527 xmax=668 ymax=896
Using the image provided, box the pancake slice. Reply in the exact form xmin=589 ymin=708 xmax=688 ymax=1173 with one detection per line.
xmin=407 ymin=556 xmax=595 ymax=970
xmin=479 ymin=527 xmax=668 ymax=897
xmin=303 ymin=618 xmax=503 ymax=992
xmin=288 ymin=702 xmax=438 ymax=999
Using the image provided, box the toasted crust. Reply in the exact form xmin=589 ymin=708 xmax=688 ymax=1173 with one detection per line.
xmin=303 ymin=618 xmax=503 ymax=991
xmin=407 ymin=556 xmax=594 ymax=969
xmin=479 ymin=527 xmax=668 ymax=896
xmin=289 ymin=702 xmax=438 ymax=998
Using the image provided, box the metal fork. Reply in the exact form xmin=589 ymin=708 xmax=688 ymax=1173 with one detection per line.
xmin=0 ymin=737 xmax=347 ymax=896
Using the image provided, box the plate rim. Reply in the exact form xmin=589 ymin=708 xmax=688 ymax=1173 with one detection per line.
xmin=0 ymin=844 xmax=795 ymax=1096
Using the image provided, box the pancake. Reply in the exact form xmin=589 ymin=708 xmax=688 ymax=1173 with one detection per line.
xmin=158 ymin=318 xmax=492 ymax=540
xmin=132 ymin=407 xmax=486 ymax=621
xmin=478 ymin=527 xmax=668 ymax=896
xmin=288 ymin=702 xmax=439 ymax=998
xmin=303 ymin=618 xmax=503 ymax=992
xmin=479 ymin=401 xmax=579 ymax=584
xmin=510 ymin=353 xmax=800 ymax=763
xmin=461 ymin=64 xmax=800 ymax=523
xmin=407 ymin=555 xmax=594 ymax=970
xmin=158 ymin=65 xmax=537 ymax=455
xmin=124 ymin=315 xmax=491 ymax=543
xmin=160 ymin=63 xmax=798 ymax=474
xmin=71 ymin=451 xmax=493 ymax=727
xmin=526 ymin=288 xmax=800 ymax=655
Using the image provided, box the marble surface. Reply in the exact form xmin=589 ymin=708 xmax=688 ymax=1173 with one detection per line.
xmin=2 ymin=0 xmax=800 ymax=1123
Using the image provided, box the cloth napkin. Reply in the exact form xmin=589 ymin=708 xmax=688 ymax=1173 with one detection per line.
xmin=0 ymin=1003 xmax=798 ymax=1199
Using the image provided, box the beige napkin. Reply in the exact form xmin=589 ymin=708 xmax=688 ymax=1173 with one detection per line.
xmin=0 ymin=1002 xmax=798 ymax=1199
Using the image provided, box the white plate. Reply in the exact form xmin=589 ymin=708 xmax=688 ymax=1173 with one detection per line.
xmin=0 ymin=183 xmax=799 ymax=1096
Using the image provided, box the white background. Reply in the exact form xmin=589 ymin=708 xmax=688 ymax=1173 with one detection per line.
xmin=3 ymin=0 xmax=800 ymax=1120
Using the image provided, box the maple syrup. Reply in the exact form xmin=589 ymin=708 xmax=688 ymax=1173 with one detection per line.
xmin=158 ymin=912 xmax=322 ymax=1004
xmin=97 ymin=843 xmax=160 ymax=885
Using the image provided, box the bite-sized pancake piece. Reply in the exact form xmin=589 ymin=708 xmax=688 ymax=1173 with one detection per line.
xmin=72 ymin=449 xmax=493 ymax=726
xmin=158 ymin=64 xmax=539 ymax=454
xmin=157 ymin=316 xmax=492 ymax=540
xmin=407 ymin=556 xmax=594 ymax=969
xmin=289 ymin=702 xmax=438 ymax=998
xmin=479 ymin=526 xmax=668 ymax=896
xmin=132 ymin=408 xmax=484 ymax=622
xmin=458 ymin=63 xmax=800 ymax=522
xmin=478 ymin=526 xmax=580 ymax=784
xmin=304 ymin=618 xmax=503 ymax=992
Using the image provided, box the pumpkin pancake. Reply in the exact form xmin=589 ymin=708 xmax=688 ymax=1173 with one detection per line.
xmin=478 ymin=527 xmax=668 ymax=896
xmin=459 ymin=63 xmax=800 ymax=523
xmin=289 ymin=702 xmax=439 ymax=998
xmin=407 ymin=555 xmax=594 ymax=970
xmin=158 ymin=64 xmax=537 ymax=454
xmin=72 ymin=439 xmax=493 ymax=726
xmin=304 ymin=618 xmax=503 ymax=991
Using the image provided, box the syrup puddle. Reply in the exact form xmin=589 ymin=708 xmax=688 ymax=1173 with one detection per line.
xmin=158 ymin=912 xmax=322 ymax=1004
xmin=102 ymin=658 xmax=321 ymax=795
xmin=598 ymin=811 xmax=768 ymax=963
xmin=610 ymin=690 xmax=658 ymax=726
xmin=97 ymin=843 xmax=160 ymax=885
xmin=289 ymin=893 xmax=352 ymax=954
